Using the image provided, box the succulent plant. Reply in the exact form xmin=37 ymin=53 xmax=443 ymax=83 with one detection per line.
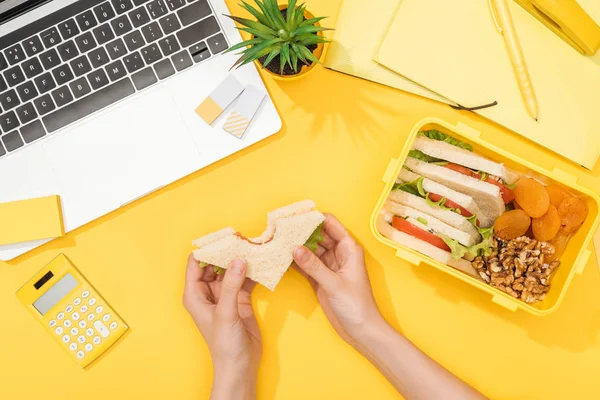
xmin=224 ymin=0 xmax=330 ymax=74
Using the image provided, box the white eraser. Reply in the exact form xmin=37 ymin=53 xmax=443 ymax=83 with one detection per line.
xmin=223 ymin=85 xmax=266 ymax=138
xmin=195 ymin=75 xmax=245 ymax=124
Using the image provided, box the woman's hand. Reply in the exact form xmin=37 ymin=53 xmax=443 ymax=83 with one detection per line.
xmin=293 ymin=214 xmax=387 ymax=346
xmin=183 ymin=255 xmax=261 ymax=400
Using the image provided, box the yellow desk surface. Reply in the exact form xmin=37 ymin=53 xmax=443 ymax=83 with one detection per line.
xmin=2 ymin=1 xmax=600 ymax=399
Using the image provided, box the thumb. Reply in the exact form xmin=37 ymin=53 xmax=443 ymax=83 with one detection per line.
xmin=294 ymin=246 xmax=340 ymax=292
xmin=216 ymin=259 xmax=247 ymax=322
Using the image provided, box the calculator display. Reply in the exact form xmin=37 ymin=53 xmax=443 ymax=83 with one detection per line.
xmin=33 ymin=273 xmax=78 ymax=315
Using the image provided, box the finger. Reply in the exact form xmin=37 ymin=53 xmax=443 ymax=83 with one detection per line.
xmin=242 ymin=278 xmax=257 ymax=294
xmin=216 ymin=259 xmax=247 ymax=322
xmin=323 ymin=214 xmax=352 ymax=242
xmin=183 ymin=254 xmax=212 ymax=306
xmin=201 ymin=265 xmax=217 ymax=282
xmin=293 ymin=246 xmax=341 ymax=292
xmin=319 ymin=231 xmax=336 ymax=250
xmin=314 ymin=244 xmax=327 ymax=257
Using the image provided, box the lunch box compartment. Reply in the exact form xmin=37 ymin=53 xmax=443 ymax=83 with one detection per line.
xmin=370 ymin=118 xmax=600 ymax=316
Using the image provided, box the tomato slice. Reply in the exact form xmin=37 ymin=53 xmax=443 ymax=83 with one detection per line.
xmin=391 ymin=216 xmax=450 ymax=252
xmin=444 ymin=163 xmax=515 ymax=204
xmin=427 ymin=193 xmax=479 ymax=226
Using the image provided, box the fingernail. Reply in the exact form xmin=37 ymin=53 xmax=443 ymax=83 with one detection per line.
xmin=294 ymin=246 xmax=309 ymax=261
xmin=231 ymin=259 xmax=245 ymax=275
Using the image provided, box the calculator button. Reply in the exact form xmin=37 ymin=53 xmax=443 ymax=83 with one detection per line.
xmin=49 ymin=320 xmax=57 ymax=328
xmin=78 ymin=335 xmax=86 ymax=344
xmin=55 ymin=327 xmax=63 ymax=335
xmin=63 ymin=320 xmax=72 ymax=328
xmin=109 ymin=321 xmax=117 ymax=330
xmin=93 ymin=321 xmax=110 ymax=338
xmin=57 ymin=312 xmax=65 ymax=320
xmin=71 ymin=327 xmax=79 ymax=335
xmin=84 ymin=343 xmax=93 ymax=352
xmin=74 ymin=298 xmax=81 ymax=305
xmin=62 ymin=335 xmax=71 ymax=343
xmin=102 ymin=314 xmax=111 ymax=322
xmin=66 ymin=305 xmax=73 ymax=313
xmin=87 ymin=313 xmax=95 ymax=321
xmin=79 ymin=320 xmax=87 ymax=328
xmin=95 ymin=306 xmax=103 ymax=314
xmin=72 ymin=312 xmax=80 ymax=321
xmin=80 ymin=305 xmax=89 ymax=313
xmin=86 ymin=328 xmax=94 ymax=336
xmin=82 ymin=290 xmax=90 ymax=298
xmin=88 ymin=298 xmax=97 ymax=306
xmin=93 ymin=336 xmax=101 ymax=345
xmin=76 ymin=350 xmax=85 ymax=359
xmin=69 ymin=343 xmax=77 ymax=351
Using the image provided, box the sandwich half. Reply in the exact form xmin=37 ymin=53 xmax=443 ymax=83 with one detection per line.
xmin=192 ymin=200 xmax=325 ymax=291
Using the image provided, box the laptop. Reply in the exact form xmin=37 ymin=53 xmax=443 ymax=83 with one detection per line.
xmin=0 ymin=0 xmax=282 ymax=261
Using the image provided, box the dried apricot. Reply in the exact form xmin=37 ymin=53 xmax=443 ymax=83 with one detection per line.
xmin=532 ymin=205 xmax=560 ymax=242
xmin=558 ymin=196 xmax=588 ymax=233
xmin=513 ymin=200 xmax=522 ymax=210
xmin=547 ymin=231 xmax=570 ymax=262
xmin=513 ymin=178 xmax=550 ymax=218
xmin=494 ymin=209 xmax=531 ymax=241
xmin=545 ymin=184 xmax=566 ymax=208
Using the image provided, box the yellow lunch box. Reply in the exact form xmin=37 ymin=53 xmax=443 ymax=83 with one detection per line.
xmin=370 ymin=117 xmax=600 ymax=316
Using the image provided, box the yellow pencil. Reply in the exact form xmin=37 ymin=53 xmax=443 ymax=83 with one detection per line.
xmin=490 ymin=0 xmax=539 ymax=121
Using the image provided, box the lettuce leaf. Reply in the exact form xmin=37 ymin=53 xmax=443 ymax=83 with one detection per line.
xmin=304 ymin=223 xmax=324 ymax=251
xmin=418 ymin=129 xmax=473 ymax=151
xmin=417 ymin=217 xmax=428 ymax=226
xmin=393 ymin=176 xmax=425 ymax=197
xmin=466 ymin=215 xmax=494 ymax=240
xmin=408 ymin=150 xmax=448 ymax=165
xmin=425 ymin=194 xmax=461 ymax=214
xmin=504 ymin=181 xmax=517 ymax=190
xmin=440 ymin=234 xmax=495 ymax=260
xmin=198 ymin=262 xmax=225 ymax=274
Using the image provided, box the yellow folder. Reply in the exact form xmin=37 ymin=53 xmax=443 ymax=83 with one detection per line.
xmin=0 ymin=196 xmax=64 ymax=246
xmin=376 ymin=0 xmax=600 ymax=169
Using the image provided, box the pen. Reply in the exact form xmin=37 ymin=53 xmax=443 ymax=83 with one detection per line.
xmin=490 ymin=0 xmax=539 ymax=121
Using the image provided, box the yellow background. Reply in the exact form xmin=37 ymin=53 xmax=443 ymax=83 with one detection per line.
xmin=2 ymin=1 xmax=600 ymax=399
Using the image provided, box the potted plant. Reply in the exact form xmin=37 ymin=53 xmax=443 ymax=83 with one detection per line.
xmin=224 ymin=0 xmax=330 ymax=80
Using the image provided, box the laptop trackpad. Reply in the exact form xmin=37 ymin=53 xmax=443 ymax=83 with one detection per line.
xmin=43 ymin=89 xmax=200 ymax=228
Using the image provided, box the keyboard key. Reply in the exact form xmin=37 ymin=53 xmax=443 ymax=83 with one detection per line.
xmin=0 ymin=53 xmax=7 ymax=71
xmin=171 ymin=49 xmax=192 ymax=71
xmin=34 ymin=72 xmax=57 ymax=94
xmin=112 ymin=0 xmax=134 ymax=14
xmin=70 ymin=55 xmax=93 ymax=77
xmin=0 ymin=76 xmax=7 ymax=92
xmin=2 ymin=131 xmax=23 ymax=152
xmin=58 ymin=40 xmax=79 ymax=62
xmin=154 ymin=58 xmax=174 ymax=79
xmin=76 ymin=10 xmax=98 ymax=32
xmin=88 ymin=69 xmax=110 ymax=90
xmin=16 ymin=81 xmax=38 ymax=102
xmin=94 ymin=2 xmax=116 ymax=23
xmin=4 ymin=66 xmax=25 ymax=87
xmin=93 ymin=23 xmax=116 ymax=45
xmin=123 ymin=51 xmax=145 ymax=73
xmin=75 ymin=32 xmax=98 ymax=53
xmin=141 ymin=43 xmax=162 ymax=64
xmin=58 ymin=19 xmax=80 ymax=40
xmin=0 ymin=89 xmax=20 ymax=110
xmin=44 ymin=78 xmax=135 ymax=132
xmin=22 ymin=58 xmax=43 ymax=79
xmin=105 ymin=59 xmax=127 ymax=81
xmin=111 ymin=15 xmax=133 ymax=36
xmin=147 ymin=0 xmax=168 ymax=19
xmin=178 ymin=0 xmax=211 ymax=26
xmin=4 ymin=44 xmax=26 ymax=65
xmin=0 ymin=143 xmax=5 ymax=157
xmin=0 ymin=111 xmax=19 ymax=133
xmin=22 ymin=36 xmax=44 ymax=57
xmin=40 ymin=27 xmax=62 ymax=48
xmin=177 ymin=16 xmax=219 ymax=47
xmin=158 ymin=35 xmax=180 ymax=56
xmin=53 ymin=64 xmax=75 ymax=85
xmin=124 ymin=30 xmax=145 ymax=51
xmin=130 ymin=6 xmax=151 ymax=28
xmin=189 ymin=41 xmax=210 ymax=63
xmin=20 ymin=120 xmax=46 ymax=143
xmin=34 ymin=94 xmax=56 ymax=115
xmin=132 ymin=67 xmax=157 ymax=90
xmin=106 ymin=38 xmax=127 ymax=59
xmin=16 ymin=103 xmax=37 ymax=125
xmin=70 ymin=77 xmax=92 ymax=98
xmin=141 ymin=22 xmax=163 ymax=43
xmin=52 ymin=85 xmax=74 ymax=107
xmin=134 ymin=0 xmax=151 ymax=5
xmin=40 ymin=48 xmax=61 ymax=70
xmin=158 ymin=14 xmax=181 ymax=35
xmin=89 ymin=47 xmax=110 ymax=68
xmin=165 ymin=0 xmax=186 ymax=11
xmin=207 ymin=33 xmax=227 ymax=54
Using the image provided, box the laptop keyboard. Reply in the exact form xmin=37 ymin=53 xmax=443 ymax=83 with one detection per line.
xmin=0 ymin=0 xmax=228 ymax=157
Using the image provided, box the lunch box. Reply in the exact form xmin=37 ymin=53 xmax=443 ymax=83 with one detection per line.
xmin=370 ymin=118 xmax=600 ymax=316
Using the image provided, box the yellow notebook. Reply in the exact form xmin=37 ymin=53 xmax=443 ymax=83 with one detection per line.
xmin=323 ymin=0 xmax=451 ymax=105
xmin=376 ymin=0 xmax=600 ymax=169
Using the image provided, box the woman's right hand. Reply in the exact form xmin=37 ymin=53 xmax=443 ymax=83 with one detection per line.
xmin=293 ymin=214 xmax=387 ymax=345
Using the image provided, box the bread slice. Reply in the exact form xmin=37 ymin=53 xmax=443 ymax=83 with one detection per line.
xmin=412 ymin=136 xmax=519 ymax=184
xmin=192 ymin=200 xmax=325 ymax=290
xmin=404 ymin=158 xmax=504 ymax=224
xmin=376 ymin=215 xmax=480 ymax=279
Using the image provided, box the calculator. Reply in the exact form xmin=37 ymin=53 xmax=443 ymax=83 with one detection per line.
xmin=17 ymin=254 xmax=128 ymax=368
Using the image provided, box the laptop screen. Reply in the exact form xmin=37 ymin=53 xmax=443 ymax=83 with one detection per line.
xmin=0 ymin=0 xmax=51 ymax=25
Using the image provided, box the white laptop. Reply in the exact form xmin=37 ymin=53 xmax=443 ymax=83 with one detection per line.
xmin=0 ymin=0 xmax=282 ymax=261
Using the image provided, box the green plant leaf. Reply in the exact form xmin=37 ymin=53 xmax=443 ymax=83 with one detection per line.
xmin=280 ymin=42 xmax=291 ymax=73
xmin=240 ymin=1 xmax=272 ymax=26
xmin=287 ymin=0 xmax=297 ymax=29
xmin=225 ymin=15 xmax=277 ymax=35
xmin=237 ymin=26 xmax=277 ymax=40
xmin=254 ymin=0 xmax=276 ymax=27
xmin=293 ymin=25 xmax=333 ymax=35
xmin=224 ymin=38 xmax=263 ymax=53
xmin=418 ymin=130 xmax=473 ymax=151
xmin=296 ymin=36 xmax=328 ymax=46
xmin=262 ymin=47 xmax=280 ymax=69
xmin=264 ymin=0 xmax=286 ymax=30
xmin=290 ymin=49 xmax=298 ymax=72
xmin=299 ymin=45 xmax=320 ymax=64
xmin=241 ymin=38 xmax=282 ymax=58
xmin=295 ymin=3 xmax=306 ymax=27
xmin=299 ymin=16 xmax=327 ymax=27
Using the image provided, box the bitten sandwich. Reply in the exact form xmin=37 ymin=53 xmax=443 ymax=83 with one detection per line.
xmin=192 ymin=200 xmax=325 ymax=290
